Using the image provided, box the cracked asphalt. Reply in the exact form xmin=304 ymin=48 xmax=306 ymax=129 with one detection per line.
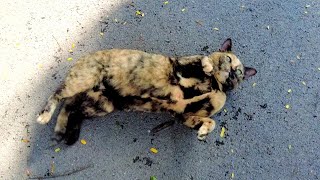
xmin=1 ymin=0 xmax=319 ymax=179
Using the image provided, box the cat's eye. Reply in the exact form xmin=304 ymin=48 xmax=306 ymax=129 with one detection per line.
xmin=226 ymin=56 xmax=232 ymax=63
xmin=235 ymin=69 xmax=242 ymax=75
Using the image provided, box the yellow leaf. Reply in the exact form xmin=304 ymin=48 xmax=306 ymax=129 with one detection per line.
xmin=99 ymin=32 xmax=104 ymax=36
xmin=80 ymin=139 xmax=87 ymax=145
xmin=164 ymin=1 xmax=169 ymax=5
xmin=285 ymin=104 xmax=291 ymax=109
xmin=67 ymin=57 xmax=73 ymax=61
xmin=181 ymin=8 xmax=186 ymax=12
xmin=231 ymin=172 xmax=235 ymax=179
xmin=135 ymin=11 xmax=144 ymax=17
xmin=37 ymin=64 xmax=43 ymax=69
xmin=71 ymin=43 xmax=76 ymax=48
xmin=220 ymin=127 xmax=226 ymax=138
xmin=287 ymin=89 xmax=292 ymax=93
xmin=68 ymin=49 xmax=73 ymax=52
xmin=150 ymin=147 xmax=158 ymax=154
xmin=50 ymin=161 xmax=55 ymax=175
xmin=223 ymin=108 xmax=227 ymax=113
xmin=213 ymin=27 xmax=219 ymax=31
xmin=21 ymin=139 xmax=30 ymax=143
xmin=54 ymin=148 xmax=61 ymax=152
xmin=252 ymin=82 xmax=257 ymax=87
xmin=302 ymin=81 xmax=306 ymax=86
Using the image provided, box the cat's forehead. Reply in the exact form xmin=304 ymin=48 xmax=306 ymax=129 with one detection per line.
xmin=226 ymin=53 xmax=243 ymax=69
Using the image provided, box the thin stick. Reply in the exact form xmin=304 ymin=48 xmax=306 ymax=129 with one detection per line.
xmin=28 ymin=163 xmax=94 ymax=179
xmin=52 ymin=35 xmax=62 ymax=51
xmin=150 ymin=120 xmax=175 ymax=135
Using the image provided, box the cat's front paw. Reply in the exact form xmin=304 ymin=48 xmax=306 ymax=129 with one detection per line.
xmin=201 ymin=56 xmax=214 ymax=76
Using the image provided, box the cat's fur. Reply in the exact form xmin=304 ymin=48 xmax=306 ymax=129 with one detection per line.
xmin=37 ymin=39 xmax=257 ymax=145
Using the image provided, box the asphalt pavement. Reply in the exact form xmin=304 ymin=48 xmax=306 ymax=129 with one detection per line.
xmin=1 ymin=0 xmax=319 ymax=179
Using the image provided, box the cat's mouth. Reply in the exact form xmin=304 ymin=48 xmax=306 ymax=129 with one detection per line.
xmin=223 ymin=71 xmax=240 ymax=91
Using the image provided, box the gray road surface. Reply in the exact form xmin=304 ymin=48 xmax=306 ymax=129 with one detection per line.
xmin=1 ymin=0 xmax=319 ymax=179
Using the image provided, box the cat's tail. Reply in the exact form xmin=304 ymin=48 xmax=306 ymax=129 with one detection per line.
xmin=37 ymin=93 xmax=61 ymax=124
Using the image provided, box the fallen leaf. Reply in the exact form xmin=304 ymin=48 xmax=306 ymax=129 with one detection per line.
xmin=68 ymin=49 xmax=73 ymax=52
xmin=296 ymin=54 xmax=301 ymax=59
xmin=287 ymin=89 xmax=292 ymax=93
xmin=150 ymin=147 xmax=158 ymax=154
xmin=252 ymin=82 xmax=257 ymax=87
xmin=164 ymin=1 xmax=169 ymax=5
xmin=54 ymin=148 xmax=61 ymax=152
xmin=71 ymin=43 xmax=76 ymax=49
xmin=318 ymin=67 xmax=320 ymax=71
xmin=288 ymin=144 xmax=292 ymax=150
xmin=231 ymin=149 xmax=234 ymax=153
xmin=37 ymin=63 xmax=43 ymax=69
xmin=302 ymin=81 xmax=306 ymax=86
xmin=80 ymin=139 xmax=87 ymax=145
xmin=67 ymin=57 xmax=73 ymax=61
xmin=266 ymin=25 xmax=270 ymax=30
xmin=21 ymin=139 xmax=30 ymax=143
xmin=220 ymin=127 xmax=226 ymax=138
xmin=99 ymin=32 xmax=104 ymax=36
xmin=223 ymin=108 xmax=227 ymax=113
xmin=50 ymin=161 xmax=55 ymax=175
xmin=305 ymin=5 xmax=311 ymax=8
xmin=181 ymin=8 xmax=186 ymax=12
xmin=150 ymin=176 xmax=157 ymax=180
xmin=135 ymin=10 xmax=145 ymax=17
xmin=285 ymin=104 xmax=291 ymax=109
xmin=231 ymin=172 xmax=235 ymax=179
xmin=213 ymin=27 xmax=219 ymax=31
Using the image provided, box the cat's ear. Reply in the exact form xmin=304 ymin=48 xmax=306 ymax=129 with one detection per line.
xmin=219 ymin=38 xmax=232 ymax=52
xmin=244 ymin=67 xmax=257 ymax=79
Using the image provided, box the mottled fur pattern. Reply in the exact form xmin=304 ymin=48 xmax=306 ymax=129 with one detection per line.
xmin=37 ymin=39 xmax=257 ymax=145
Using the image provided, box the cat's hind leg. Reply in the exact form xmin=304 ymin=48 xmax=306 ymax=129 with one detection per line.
xmin=54 ymin=97 xmax=76 ymax=135
xmin=183 ymin=116 xmax=216 ymax=140
xmin=37 ymin=60 xmax=104 ymax=124
xmin=59 ymin=90 xmax=114 ymax=145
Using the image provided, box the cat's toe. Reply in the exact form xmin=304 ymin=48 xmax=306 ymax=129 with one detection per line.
xmin=64 ymin=129 xmax=80 ymax=145
xmin=197 ymin=133 xmax=208 ymax=141
xmin=54 ymin=125 xmax=66 ymax=134
xmin=197 ymin=125 xmax=211 ymax=140
xmin=37 ymin=111 xmax=51 ymax=124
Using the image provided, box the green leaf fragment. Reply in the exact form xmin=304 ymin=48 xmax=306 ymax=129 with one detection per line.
xmin=150 ymin=176 xmax=157 ymax=180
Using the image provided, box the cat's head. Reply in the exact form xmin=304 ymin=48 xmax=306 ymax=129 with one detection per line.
xmin=202 ymin=38 xmax=257 ymax=91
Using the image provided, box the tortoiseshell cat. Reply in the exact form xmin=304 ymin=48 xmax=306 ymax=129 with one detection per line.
xmin=37 ymin=39 xmax=257 ymax=144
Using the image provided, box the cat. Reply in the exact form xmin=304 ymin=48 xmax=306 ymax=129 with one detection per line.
xmin=37 ymin=38 xmax=257 ymax=145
